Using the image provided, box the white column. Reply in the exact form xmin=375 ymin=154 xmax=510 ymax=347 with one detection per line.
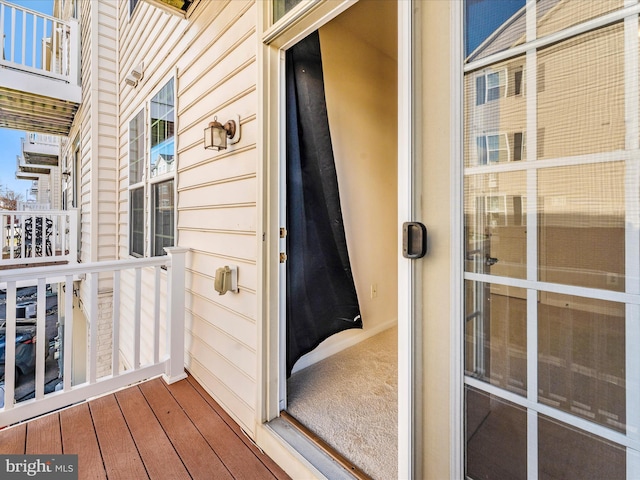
xmin=163 ymin=246 xmax=189 ymax=384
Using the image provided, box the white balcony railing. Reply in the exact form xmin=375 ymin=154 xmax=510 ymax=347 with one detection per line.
xmin=22 ymin=134 xmax=61 ymax=159
xmin=17 ymin=202 xmax=51 ymax=212
xmin=0 ymin=1 xmax=78 ymax=84
xmin=27 ymin=133 xmax=61 ymax=146
xmin=1 ymin=210 xmax=77 ymax=267
xmin=0 ymin=247 xmax=188 ymax=428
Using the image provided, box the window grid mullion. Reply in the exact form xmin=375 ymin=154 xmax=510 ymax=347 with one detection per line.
xmin=525 ymin=0 xmax=538 ymax=474
xmin=624 ymin=11 xmax=640 ymax=477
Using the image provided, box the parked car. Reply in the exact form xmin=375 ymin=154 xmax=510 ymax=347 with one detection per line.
xmin=16 ymin=301 xmax=36 ymax=319
xmin=0 ymin=321 xmax=39 ymax=380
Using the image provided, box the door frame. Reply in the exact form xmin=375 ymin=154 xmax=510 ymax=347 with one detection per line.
xmin=257 ymin=0 xmax=418 ymax=477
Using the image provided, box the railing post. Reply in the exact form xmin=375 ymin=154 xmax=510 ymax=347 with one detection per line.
xmin=163 ymin=247 xmax=189 ymax=384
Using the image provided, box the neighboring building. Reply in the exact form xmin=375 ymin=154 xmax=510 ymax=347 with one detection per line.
xmin=1 ymin=0 xmax=638 ymax=479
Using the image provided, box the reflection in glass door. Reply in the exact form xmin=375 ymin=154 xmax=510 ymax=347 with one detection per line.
xmin=463 ymin=1 xmax=640 ymax=478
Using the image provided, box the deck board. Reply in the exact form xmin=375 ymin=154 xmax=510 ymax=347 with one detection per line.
xmin=0 ymin=375 xmax=292 ymax=480
xmin=59 ymin=403 xmax=106 ymax=480
xmin=167 ymin=378 xmax=279 ymax=479
xmin=1 ymin=422 xmax=26 ymax=454
xmin=26 ymin=413 xmax=62 ymax=454
xmin=89 ymin=393 xmax=149 ymax=480
xmin=116 ymin=386 xmax=192 ymax=480
xmin=138 ymin=378 xmax=234 ymax=480
xmin=185 ymin=375 xmax=291 ymax=479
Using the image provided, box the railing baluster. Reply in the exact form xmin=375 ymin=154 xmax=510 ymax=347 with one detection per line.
xmin=134 ymin=268 xmax=141 ymax=370
xmin=154 ymin=266 xmax=160 ymax=364
xmin=0 ymin=5 xmax=4 ymax=64
xmin=20 ymin=7 xmax=25 ymax=66
xmin=19 ymin=214 xmax=25 ymax=259
xmin=35 ymin=278 xmax=46 ymax=400
xmin=63 ymin=275 xmax=73 ymax=391
xmin=9 ymin=213 xmax=13 ymax=259
xmin=60 ymin=214 xmax=66 ymax=256
xmin=31 ymin=13 xmax=36 ymax=69
xmin=49 ymin=215 xmax=56 ymax=258
xmin=89 ymin=272 xmax=98 ymax=383
xmin=112 ymin=270 xmax=120 ymax=376
xmin=52 ymin=18 xmax=58 ymax=74
xmin=10 ymin=6 xmax=15 ymax=63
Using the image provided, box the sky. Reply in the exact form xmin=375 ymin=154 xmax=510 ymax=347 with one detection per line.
xmin=0 ymin=0 xmax=54 ymax=201
xmin=465 ymin=0 xmax=525 ymax=56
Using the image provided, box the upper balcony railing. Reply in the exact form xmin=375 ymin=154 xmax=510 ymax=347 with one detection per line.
xmin=17 ymin=202 xmax=51 ymax=211
xmin=22 ymin=133 xmax=61 ymax=160
xmin=1 ymin=210 xmax=78 ymax=267
xmin=0 ymin=1 xmax=80 ymax=135
xmin=0 ymin=1 xmax=78 ymax=84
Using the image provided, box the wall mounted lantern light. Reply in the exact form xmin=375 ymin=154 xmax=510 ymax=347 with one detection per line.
xmin=204 ymin=115 xmax=241 ymax=151
xmin=62 ymin=170 xmax=71 ymax=180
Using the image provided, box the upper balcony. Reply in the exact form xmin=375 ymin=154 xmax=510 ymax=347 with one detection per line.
xmin=1 ymin=209 xmax=77 ymax=268
xmin=21 ymin=132 xmax=61 ymax=165
xmin=0 ymin=1 xmax=80 ymax=136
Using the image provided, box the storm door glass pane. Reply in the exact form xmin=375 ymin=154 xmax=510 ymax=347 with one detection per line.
xmin=464 ymin=55 xmax=526 ymax=168
xmin=538 ymin=162 xmax=625 ymax=291
xmin=465 ymin=0 xmax=526 ymax=61
xmin=465 ymin=171 xmax=527 ymax=279
xmin=539 ymin=415 xmax=625 ymax=480
xmin=538 ymin=294 xmax=626 ymax=432
xmin=466 ymin=386 xmax=527 ymax=480
xmin=536 ymin=0 xmax=623 ymax=39
xmin=465 ymin=281 xmax=527 ymax=395
xmin=537 ymin=23 xmax=625 ymax=160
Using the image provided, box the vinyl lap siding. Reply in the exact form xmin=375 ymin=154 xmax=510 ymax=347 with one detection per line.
xmin=96 ymin=1 xmax=118 ymax=263
xmin=118 ymin=0 xmax=259 ymax=435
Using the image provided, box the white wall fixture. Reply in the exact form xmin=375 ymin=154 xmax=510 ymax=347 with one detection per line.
xmin=125 ymin=62 xmax=144 ymax=87
xmin=214 ymin=265 xmax=238 ymax=295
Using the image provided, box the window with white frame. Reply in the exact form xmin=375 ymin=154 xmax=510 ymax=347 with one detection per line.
xmin=477 ymin=133 xmax=510 ymax=164
xmin=130 ymin=0 xmax=139 ymax=15
xmin=128 ymin=78 xmax=176 ymax=257
xmin=476 ymin=69 xmax=507 ymax=105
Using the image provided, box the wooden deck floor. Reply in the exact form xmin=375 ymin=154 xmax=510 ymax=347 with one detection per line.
xmin=0 ymin=375 xmax=291 ymax=480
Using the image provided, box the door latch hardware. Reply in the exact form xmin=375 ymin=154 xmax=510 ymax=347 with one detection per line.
xmin=402 ymin=222 xmax=428 ymax=259
xmin=279 ymin=252 xmax=287 ymax=263
xmin=280 ymin=227 xmax=287 ymax=238
xmin=485 ymin=255 xmax=499 ymax=267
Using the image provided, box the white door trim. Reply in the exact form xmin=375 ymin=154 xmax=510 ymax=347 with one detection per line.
xmin=398 ymin=1 xmax=416 ymax=478
xmin=258 ymin=1 xmax=416 ymax=477
xmin=450 ymin=1 xmax=465 ymax=478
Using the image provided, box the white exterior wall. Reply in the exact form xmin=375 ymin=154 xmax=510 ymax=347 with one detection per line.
xmin=59 ymin=0 xmax=119 ymax=376
xmin=118 ymin=0 xmax=259 ymax=434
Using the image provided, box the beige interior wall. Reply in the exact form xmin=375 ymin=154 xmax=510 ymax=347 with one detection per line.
xmin=289 ymin=3 xmax=398 ymax=372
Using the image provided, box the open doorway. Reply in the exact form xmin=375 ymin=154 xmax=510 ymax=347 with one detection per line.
xmin=281 ymin=2 xmax=398 ymax=478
